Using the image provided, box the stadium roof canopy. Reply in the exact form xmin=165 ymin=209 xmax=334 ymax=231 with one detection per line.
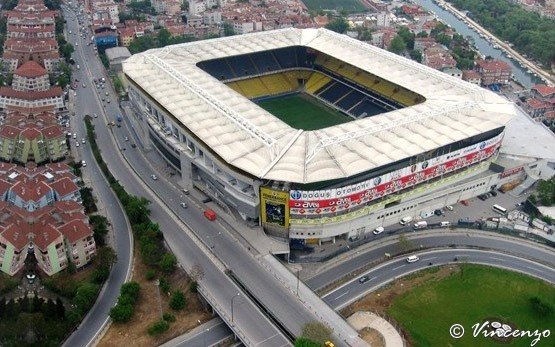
xmin=123 ymin=28 xmax=516 ymax=184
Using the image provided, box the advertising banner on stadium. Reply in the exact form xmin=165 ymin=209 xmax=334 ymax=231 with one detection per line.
xmin=289 ymin=134 xmax=503 ymax=216
xmin=260 ymin=187 xmax=290 ymax=228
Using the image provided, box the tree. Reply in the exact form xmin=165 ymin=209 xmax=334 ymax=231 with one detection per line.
xmin=158 ymin=253 xmax=177 ymax=274
xmin=295 ymin=337 xmax=321 ymax=347
xmin=120 ymin=281 xmax=140 ymax=303
xmin=60 ymin=43 xmax=74 ymax=62
xmin=536 ymin=177 xmax=555 ymax=206
xmin=158 ymin=28 xmax=171 ymax=47
xmin=55 ymin=297 xmax=65 ymax=319
xmin=223 ymin=22 xmax=235 ymax=36
xmin=388 ymin=35 xmax=406 ymax=54
xmin=169 ymin=291 xmax=186 ymax=310
xmin=409 ymin=50 xmax=423 ymax=63
xmin=125 ymin=196 xmax=151 ymax=224
xmin=325 ymin=17 xmax=349 ymax=34
xmin=417 ymin=31 xmax=428 ymax=38
xmin=148 ymin=319 xmax=169 ymax=335
xmin=73 ymin=283 xmax=99 ymax=314
xmin=397 ymin=26 xmax=415 ymax=50
xmin=110 ymin=303 xmax=134 ymax=322
xmin=301 ymin=321 xmax=333 ymax=345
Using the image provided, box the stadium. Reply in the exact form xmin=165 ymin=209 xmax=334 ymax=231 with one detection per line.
xmin=122 ymin=28 xmax=519 ymax=244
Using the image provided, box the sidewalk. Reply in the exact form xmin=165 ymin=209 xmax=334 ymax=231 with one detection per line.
xmin=347 ymin=311 xmax=403 ymax=347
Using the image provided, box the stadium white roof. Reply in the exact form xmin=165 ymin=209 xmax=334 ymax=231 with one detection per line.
xmin=123 ymin=28 xmax=516 ymax=184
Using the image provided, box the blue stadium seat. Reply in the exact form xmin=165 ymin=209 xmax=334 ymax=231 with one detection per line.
xmin=318 ymin=82 xmax=352 ymax=103
xmin=336 ymin=90 xmax=365 ymax=111
xmin=272 ymin=47 xmax=298 ymax=68
xmin=350 ymin=99 xmax=387 ymax=118
xmin=250 ymin=51 xmax=281 ymax=72
xmin=197 ymin=59 xmax=235 ymax=80
xmin=227 ymin=55 xmax=257 ymax=77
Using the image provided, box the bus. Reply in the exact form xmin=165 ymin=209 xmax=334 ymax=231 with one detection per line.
xmin=492 ymin=204 xmax=507 ymax=215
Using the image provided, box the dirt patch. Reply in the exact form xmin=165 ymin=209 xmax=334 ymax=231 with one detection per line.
xmin=342 ymin=265 xmax=460 ymax=317
xmin=98 ymin=246 xmax=212 ymax=347
xmin=359 ymin=327 xmax=385 ymax=347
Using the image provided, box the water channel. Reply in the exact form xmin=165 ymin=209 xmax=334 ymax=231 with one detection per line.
xmin=413 ymin=0 xmax=541 ymax=88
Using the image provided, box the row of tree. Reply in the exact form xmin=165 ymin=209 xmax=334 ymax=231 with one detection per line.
xmin=450 ymin=0 xmax=555 ymax=66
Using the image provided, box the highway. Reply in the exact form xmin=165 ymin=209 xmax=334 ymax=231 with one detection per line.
xmin=307 ymin=231 xmax=555 ymax=291
xmin=322 ymin=248 xmax=555 ymax=310
xmin=60 ymin=6 xmax=134 ymax=347
xmin=61 ymin=4 xmax=363 ymax=347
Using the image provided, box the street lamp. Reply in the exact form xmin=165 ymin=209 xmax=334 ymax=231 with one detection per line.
xmin=231 ymin=292 xmax=240 ymax=323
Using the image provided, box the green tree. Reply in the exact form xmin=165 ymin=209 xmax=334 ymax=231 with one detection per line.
xmin=169 ymin=291 xmax=186 ymax=310
xmin=60 ymin=43 xmax=74 ymax=62
xmin=110 ymin=303 xmax=134 ymax=322
xmin=125 ymin=196 xmax=151 ymax=224
xmin=158 ymin=253 xmax=177 ymax=274
xmin=294 ymin=337 xmax=321 ymax=347
xmin=325 ymin=17 xmax=349 ymax=34
xmin=223 ymin=22 xmax=235 ymax=36
xmin=148 ymin=319 xmax=169 ymax=335
xmin=388 ymin=35 xmax=406 ymax=54
xmin=158 ymin=28 xmax=171 ymax=47
xmin=417 ymin=31 xmax=428 ymax=38
xmin=409 ymin=49 xmax=423 ymax=63
xmin=73 ymin=283 xmax=99 ymax=314
xmin=397 ymin=26 xmax=415 ymax=50
xmin=120 ymin=281 xmax=141 ymax=303
xmin=536 ymin=177 xmax=555 ymax=206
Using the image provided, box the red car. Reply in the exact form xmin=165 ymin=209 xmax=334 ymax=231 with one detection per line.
xmin=460 ymin=200 xmax=470 ymax=206
xmin=204 ymin=209 xmax=216 ymax=221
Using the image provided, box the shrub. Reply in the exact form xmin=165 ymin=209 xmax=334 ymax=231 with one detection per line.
xmin=189 ymin=281 xmax=198 ymax=293
xmin=162 ymin=312 xmax=176 ymax=322
xmin=148 ymin=319 xmax=169 ymax=335
xmin=110 ymin=303 xmax=134 ymax=323
xmin=169 ymin=291 xmax=186 ymax=311
xmin=158 ymin=253 xmax=177 ymax=274
xmin=145 ymin=269 xmax=156 ymax=281
xmin=530 ymin=296 xmax=553 ymax=318
xmin=120 ymin=281 xmax=140 ymax=303
xmin=159 ymin=277 xmax=171 ymax=293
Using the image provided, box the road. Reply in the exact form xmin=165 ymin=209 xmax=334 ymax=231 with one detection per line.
xmin=307 ymin=231 xmax=555 ymax=291
xmin=60 ymin=6 xmax=134 ymax=347
xmin=62 ymin=4 xmax=362 ymax=347
xmin=323 ymin=248 xmax=555 ymax=310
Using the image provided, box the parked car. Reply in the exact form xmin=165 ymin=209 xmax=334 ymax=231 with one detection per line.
xmin=445 ymin=205 xmax=454 ymax=211
xmin=150 ymin=174 xmax=158 ymax=180
xmin=180 ymin=202 xmax=188 ymax=208
xmin=373 ymin=226 xmax=384 ymax=235
xmin=460 ymin=200 xmax=470 ymax=206
xmin=81 ymin=160 xmax=86 ymax=167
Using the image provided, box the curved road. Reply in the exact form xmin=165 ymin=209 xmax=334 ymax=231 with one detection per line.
xmin=61 ymin=4 xmax=133 ymax=347
xmin=307 ymin=231 xmax=555 ymax=291
xmin=322 ymin=248 xmax=555 ymax=310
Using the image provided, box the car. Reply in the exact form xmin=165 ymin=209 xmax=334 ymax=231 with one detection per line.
xmin=82 ymin=83 xmax=86 ymax=88
xmin=107 ymin=99 xmax=110 ymax=103
xmin=406 ymin=255 xmax=420 ymax=263
xmin=105 ymin=92 xmax=109 ymax=96
xmin=93 ymin=113 xmax=98 ymax=118
xmin=434 ymin=209 xmax=443 ymax=216
xmin=150 ymin=174 xmax=158 ymax=180
xmin=81 ymin=160 xmax=86 ymax=167
xmin=490 ymin=190 xmax=498 ymax=197
xmin=131 ymin=143 xmax=137 ymax=148
xmin=101 ymin=97 xmax=105 ymax=101
xmin=75 ymin=142 xmax=80 ymax=147
xmin=124 ymin=136 xmax=129 ymax=141
xmin=373 ymin=226 xmax=384 ymax=235
xmin=26 ymin=273 xmax=36 ymax=284
xmin=445 ymin=205 xmax=454 ymax=211
xmin=81 ymin=138 xmax=86 ymax=144
xmin=460 ymin=200 xmax=469 ymax=206
xmin=73 ymin=133 xmax=77 ymax=139
xmin=75 ymin=43 xmax=78 ymax=46
xmin=182 ymin=188 xmax=190 ymax=195
xmin=477 ymin=194 xmax=487 ymax=201
xmin=358 ymin=275 xmax=370 ymax=284
xmin=180 ymin=202 xmax=188 ymax=208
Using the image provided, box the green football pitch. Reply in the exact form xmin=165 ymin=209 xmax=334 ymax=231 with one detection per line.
xmin=256 ymin=93 xmax=351 ymax=130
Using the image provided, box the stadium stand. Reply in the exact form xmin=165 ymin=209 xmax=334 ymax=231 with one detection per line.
xmin=197 ymin=59 xmax=235 ymax=80
xmin=250 ymin=51 xmax=281 ymax=72
xmin=305 ymin=73 xmax=331 ymax=94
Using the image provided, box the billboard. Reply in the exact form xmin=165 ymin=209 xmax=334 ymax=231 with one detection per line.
xmin=289 ymin=134 xmax=503 ymax=216
xmin=260 ymin=187 xmax=290 ymax=228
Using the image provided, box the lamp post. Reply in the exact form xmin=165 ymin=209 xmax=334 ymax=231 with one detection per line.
xmin=231 ymin=292 xmax=240 ymax=323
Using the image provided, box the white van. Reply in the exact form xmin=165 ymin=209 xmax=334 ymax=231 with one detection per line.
xmin=440 ymin=221 xmax=451 ymax=227
xmin=399 ymin=216 xmax=413 ymax=225
xmin=406 ymin=255 xmax=420 ymax=263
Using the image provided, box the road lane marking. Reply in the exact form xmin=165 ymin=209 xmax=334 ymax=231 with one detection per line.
xmin=392 ymin=264 xmax=406 ymax=271
xmin=335 ymin=291 xmax=350 ymax=300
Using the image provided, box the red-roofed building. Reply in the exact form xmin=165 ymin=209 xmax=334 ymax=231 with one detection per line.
xmin=476 ymin=59 xmax=511 ymax=86
xmin=531 ymin=84 xmax=555 ymax=100
xmin=0 ymin=86 xmax=65 ymax=113
xmin=2 ymin=38 xmax=60 ymax=73
xmin=0 ymin=113 xmax=67 ymax=165
xmin=462 ymin=69 xmax=482 ymax=85
xmin=12 ymin=61 xmax=50 ymax=91
xmin=0 ymin=202 xmax=94 ymax=276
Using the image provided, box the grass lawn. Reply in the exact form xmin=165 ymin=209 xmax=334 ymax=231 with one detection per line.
xmin=388 ymin=265 xmax=555 ymax=347
xmin=257 ymin=93 xmax=351 ymax=130
xmin=302 ymin=0 xmax=367 ymax=12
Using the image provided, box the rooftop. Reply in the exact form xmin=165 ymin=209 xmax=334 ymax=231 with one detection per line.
xmin=123 ymin=28 xmax=516 ymax=184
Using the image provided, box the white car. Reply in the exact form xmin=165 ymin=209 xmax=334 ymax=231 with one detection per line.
xmin=93 ymin=113 xmax=98 ymax=118
xmin=151 ymin=174 xmax=158 ymax=180
xmin=445 ymin=205 xmax=454 ymax=211
xmin=373 ymin=227 xmax=384 ymax=235
xmin=81 ymin=160 xmax=86 ymax=167
xmin=75 ymin=142 xmax=80 ymax=147
xmin=406 ymin=255 xmax=420 ymax=263
xmin=73 ymin=133 xmax=77 ymax=139
xmin=81 ymin=138 xmax=86 ymax=144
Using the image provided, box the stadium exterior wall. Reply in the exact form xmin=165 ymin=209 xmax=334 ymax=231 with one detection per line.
xmin=124 ymin=73 xmax=541 ymax=243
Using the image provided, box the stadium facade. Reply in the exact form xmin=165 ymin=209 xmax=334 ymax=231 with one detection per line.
xmin=122 ymin=28 xmax=529 ymax=243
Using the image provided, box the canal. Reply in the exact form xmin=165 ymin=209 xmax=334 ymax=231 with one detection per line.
xmin=413 ymin=0 xmax=540 ymax=88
